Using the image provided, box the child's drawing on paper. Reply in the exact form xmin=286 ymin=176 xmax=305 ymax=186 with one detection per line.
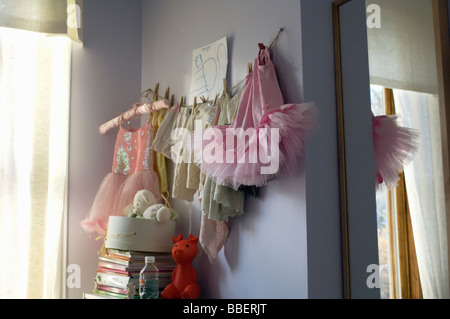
xmin=189 ymin=37 xmax=228 ymax=103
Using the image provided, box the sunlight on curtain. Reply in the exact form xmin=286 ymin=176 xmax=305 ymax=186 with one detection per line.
xmin=394 ymin=89 xmax=449 ymax=299
xmin=0 ymin=27 xmax=71 ymax=298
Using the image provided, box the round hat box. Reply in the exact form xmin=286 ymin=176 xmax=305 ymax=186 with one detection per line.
xmin=105 ymin=216 xmax=176 ymax=252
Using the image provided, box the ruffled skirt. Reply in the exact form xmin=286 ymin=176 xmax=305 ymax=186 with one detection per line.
xmin=190 ymin=102 xmax=318 ymax=190
xmin=81 ymin=170 xmax=161 ymax=235
xmin=372 ymin=115 xmax=418 ymax=189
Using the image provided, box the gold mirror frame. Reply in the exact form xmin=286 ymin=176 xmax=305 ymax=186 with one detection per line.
xmin=333 ymin=0 xmax=450 ymax=299
xmin=332 ymin=0 xmax=351 ymax=299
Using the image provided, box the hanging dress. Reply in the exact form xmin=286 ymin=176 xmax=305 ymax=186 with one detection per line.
xmin=169 ymin=107 xmax=192 ymax=161
xmin=81 ymin=120 xmax=162 ymax=235
xmin=201 ymin=88 xmax=245 ymax=222
xmin=199 ymin=88 xmax=245 ymax=262
xmin=172 ymin=102 xmax=217 ymax=201
xmin=372 ymin=114 xmax=418 ymax=189
xmin=190 ymin=45 xmax=318 ymax=190
xmin=152 ymin=102 xmax=179 ymax=159
xmin=151 ymin=108 xmax=170 ymax=205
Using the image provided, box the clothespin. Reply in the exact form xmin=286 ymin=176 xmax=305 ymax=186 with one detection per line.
xmin=212 ymin=92 xmax=219 ymax=106
xmin=153 ymin=83 xmax=159 ymax=102
xmin=223 ymin=78 xmax=229 ymax=93
xmin=178 ymin=96 xmax=184 ymax=113
xmin=159 ymin=86 xmax=170 ymax=116
xmin=247 ymin=62 xmax=252 ymax=74
xmin=193 ymin=96 xmax=197 ymax=113
xmin=200 ymin=95 xmax=207 ymax=103
xmin=164 ymin=87 xmax=170 ymax=100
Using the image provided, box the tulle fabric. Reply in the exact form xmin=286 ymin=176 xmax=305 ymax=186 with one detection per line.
xmin=372 ymin=114 xmax=418 ymax=189
xmin=112 ymin=170 xmax=162 ymax=219
xmin=191 ymin=103 xmax=317 ymax=190
xmin=81 ymin=121 xmax=162 ymax=235
xmin=80 ymin=172 xmax=127 ymax=235
xmin=81 ymin=171 xmax=162 ymax=235
xmin=189 ymin=46 xmax=318 ymax=190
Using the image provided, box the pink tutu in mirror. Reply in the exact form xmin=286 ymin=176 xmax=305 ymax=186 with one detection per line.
xmin=372 ymin=114 xmax=418 ymax=189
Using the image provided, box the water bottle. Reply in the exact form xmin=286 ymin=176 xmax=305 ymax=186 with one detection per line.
xmin=139 ymin=256 xmax=159 ymax=299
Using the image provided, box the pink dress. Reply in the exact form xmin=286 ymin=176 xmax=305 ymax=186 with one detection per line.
xmin=191 ymin=45 xmax=318 ymax=190
xmin=81 ymin=121 xmax=162 ymax=235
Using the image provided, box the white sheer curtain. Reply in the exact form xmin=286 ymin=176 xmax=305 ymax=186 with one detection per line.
xmin=0 ymin=27 xmax=71 ymax=298
xmin=393 ymin=89 xmax=449 ymax=299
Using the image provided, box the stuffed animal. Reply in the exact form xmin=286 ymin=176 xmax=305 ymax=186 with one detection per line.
xmin=123 ymin=190 xmax=180 ymax=223
xmin=123 ymin=189 xmax=178 ymax=224
xmin=123 ymin=189 xmax=157 ymax=218
xmin=143 ymin=203 xmax=171 ymax=223
xmin=161 ymin=234 xmax=201 ymax=299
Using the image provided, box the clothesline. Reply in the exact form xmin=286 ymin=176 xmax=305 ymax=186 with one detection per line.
xmin=134 ymin=28 xmax=284 ymax=109
xmin=178 ymin=27 xmax=284 ymax=108
xmin=98 ymin=27 xmax=284 ymax=134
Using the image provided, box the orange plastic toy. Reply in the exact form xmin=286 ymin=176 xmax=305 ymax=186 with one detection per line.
xmin=161 ymin=234 xmax=201 ymax=299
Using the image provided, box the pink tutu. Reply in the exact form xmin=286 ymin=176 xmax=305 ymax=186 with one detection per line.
xmin=372 ymin=114 xmax=418 ymax=189
xmin=81 ymin=121 xmax=161 ymax=235
xmin=189 ymin=44 xmax=317 ymax=190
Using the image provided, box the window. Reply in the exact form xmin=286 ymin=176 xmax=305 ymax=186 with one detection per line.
xmin=371 ymin=84 xmax=449 ymax=299
xmin=0 ymin=27 xmax=71 ymax=298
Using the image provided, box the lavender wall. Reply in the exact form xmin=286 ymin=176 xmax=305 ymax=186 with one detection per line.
xmin=67 ymin=0 xmax=143 ymax=299
xmin=67 ymin=0 xmax=344 ymax=299
xmin=141 ymin=0 xmax=308 ymax=298
xmin=301 ymin=0 xmax=343 ymax=298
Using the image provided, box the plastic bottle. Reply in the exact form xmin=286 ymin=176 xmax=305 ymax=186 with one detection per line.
xmin=139 ymin=256 xmax=159 ymax=299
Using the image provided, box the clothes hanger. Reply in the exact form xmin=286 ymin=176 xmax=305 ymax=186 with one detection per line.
xmin=98 ymin=83 xmax=170 ymax=134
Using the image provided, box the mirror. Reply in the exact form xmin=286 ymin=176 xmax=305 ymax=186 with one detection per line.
xmin=333 ymin=0 xmax=450 ymax=299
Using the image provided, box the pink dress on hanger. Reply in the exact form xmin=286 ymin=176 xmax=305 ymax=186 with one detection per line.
xmin=81 ymin=121 xmax=162 ymax=235
xmin=191 ymin=45 xmax=318 ymax=190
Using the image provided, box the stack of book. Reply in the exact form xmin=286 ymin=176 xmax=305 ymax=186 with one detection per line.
xmin=92 ymin=248 xmax=176 ymax=299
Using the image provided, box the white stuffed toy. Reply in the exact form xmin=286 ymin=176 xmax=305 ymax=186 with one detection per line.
xmin=123 ymin=189 xmax=179 ymax=224
xmin=143 ymin=204 xmax=171 ymax=224
xmin=123 ymin=189 xmax=157 ymax=218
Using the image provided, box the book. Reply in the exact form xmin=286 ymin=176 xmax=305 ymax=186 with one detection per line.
xmin=95 ymin=270 xmax=139 ymax=289
xmin=98 ymin=255 xmax=145 ymax=267
xmin=84 ymin=291 xmax=124 ymax=299
xmin=91 ymin=288 xmax=129 ymax=299
xmin=90 ymin=248 xmax=175 ymax=298
xmin=96 ymin=283 xmax=128 ymax=295
xmin=97 ymin=257 xmax=176 ymax=274
xmin=105 ymin=248 xmax=174 ymax=262
xmin=97 ymin=259 xmax=144 ymax=273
